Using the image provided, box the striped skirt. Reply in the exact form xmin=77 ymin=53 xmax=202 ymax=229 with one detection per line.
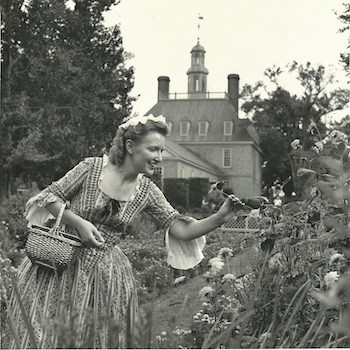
xmin=5 ymin=245 xmax=137 ymax=349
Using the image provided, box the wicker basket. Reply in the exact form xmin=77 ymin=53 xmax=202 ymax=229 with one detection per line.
xmin=25 ymin=203 xmax=82 ymax=271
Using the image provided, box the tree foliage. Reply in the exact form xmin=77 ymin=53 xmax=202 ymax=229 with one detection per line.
xmin=1 ymin=0 xmax=135 ymax=199
xmin=241 ymin=62 xmax=349 ymax=191
xmin=335 ymin=2 xmax=350 ymax=76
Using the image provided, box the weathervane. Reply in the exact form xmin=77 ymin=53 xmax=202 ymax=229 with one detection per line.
xmin=197 ymin=14 xmax=204 ymax=43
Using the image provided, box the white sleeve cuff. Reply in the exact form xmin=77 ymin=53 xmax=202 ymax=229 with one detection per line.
xmin=165 ymin=229 xmax=206 ymax=270
xmin=24 ymin=192 xmax=62 ymax=227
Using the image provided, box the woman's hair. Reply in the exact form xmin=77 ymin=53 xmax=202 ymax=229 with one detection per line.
xmin=109 ymin=119 xmax=169 ymax=166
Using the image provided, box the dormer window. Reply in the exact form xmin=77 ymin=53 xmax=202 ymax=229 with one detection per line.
xmin=223 ymin=121 xmax=233 ymax=136
xmin=198 ymin=121 xmax=209 ymax=136
xmin=180 ymin=121 xmax=190 ymax=136
xmin=167 ymin=121 xmax=173 ymax=134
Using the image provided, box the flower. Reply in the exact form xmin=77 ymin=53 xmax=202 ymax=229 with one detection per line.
xmin=173 ymin=276 xmax=186 ymax=285
xmin=329 ymin=253 xmax=345 ymax=265
xmin=222 ymin=273 xmax=236 ymax=283
xmin=218 ymin=247 xmax=233 ymax=259
xmin=208 ymin=257 xmax=224 ymax=272
xmin=291 ymin=139 xmax=302 ymax=150
xmin=268 ymin=253 xmax=284 ymax=269
xmin=315 ymin=141 xmax=324 ymax=152
xmin=324 ymin=271 xmax=339 ymax=287
xmin=307 ymin=120 xmax=317 ymax=133
xmin=248 ymin=209 xmax=261 ymax=219
xmin=310 ymin=187 xmax=318 ymax=197
xmin=329 ymin=130 xmax=347 ymax=145
xmin=199 ymin=286 xmax=215 ymax=299
xmin=273 ymin=198 xmax=282 ymax=206
xmin=209 ymin=181 xmax=223 ymax=194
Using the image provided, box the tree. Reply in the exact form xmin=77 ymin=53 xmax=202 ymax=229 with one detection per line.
xmin=241 ymin=62 xmax=349 ymax=192
xmin=0 ymin=0 xmax=135 ymax=200
xmin=336 ymin=2 xmax=350 ymax=76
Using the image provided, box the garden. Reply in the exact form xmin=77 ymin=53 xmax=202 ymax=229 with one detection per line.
xmin=1 ymin=1 xmax=350 ymax=348
xmin=1 ymin=124 xmax=350 ymax=348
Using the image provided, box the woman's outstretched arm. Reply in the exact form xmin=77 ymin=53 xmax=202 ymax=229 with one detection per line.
xmin=169 ymin=198 xmax=237 ymax=241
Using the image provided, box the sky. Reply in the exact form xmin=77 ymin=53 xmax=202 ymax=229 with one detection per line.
xmin=103 ymin=0 xmax=349 ymax=122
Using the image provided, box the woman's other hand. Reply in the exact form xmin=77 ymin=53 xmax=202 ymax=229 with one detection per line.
xmin=76 ymin=219 xmax=105 ymax=248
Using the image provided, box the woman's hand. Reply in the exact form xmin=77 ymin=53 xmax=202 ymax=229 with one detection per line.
xmin=215 ymin=197 xmax=245 ymax=224
xmin=75 ymin=219 xmax=105 ymax=248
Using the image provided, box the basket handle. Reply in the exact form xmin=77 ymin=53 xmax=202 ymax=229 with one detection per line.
xmin=54 ymin=202 xmax=67 ymax=228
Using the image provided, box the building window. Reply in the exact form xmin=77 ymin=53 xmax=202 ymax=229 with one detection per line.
xmin=180 ymin=121 xmax=190 ymax=136
xmin=198 ymin=121 xmax=209 ymax=136
xmin=180 ymin=167 xmax=185 ymax=178
xmin=223 ymin=121 xmax=233 ymax=136
xmin=195 ymin=78 xmax=199 ymax=91
xmin=167 ymin=121 xmax=173 ymax=134
xmin=222 ymin=180 xmax=231 ymax=189
xmin=222 ymin=149 xmax=232 ymax=168
xmin=154 ymin=166 xmax=163 ymax=177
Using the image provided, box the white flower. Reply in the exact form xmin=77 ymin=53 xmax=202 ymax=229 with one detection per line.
xmin=156 ymin=335 xmax=162 ymax=341
xmin=161 ymin=331 xmax=167 ymax=336
xmin=199 ymin=286 xmax=215 ymax=299
xmin=222 ymin=273 xmax=236 ymax=283
xmin=209 ymin=181 xmax=223 ymax=194
xmin=291 ymin=192 xmax=296 ymax=196
xmin=307 ymin=120 xmax=317 ymax=133
xmin=315 ymin=141 xmax=324 ymax=151
xmin=248 ymin=209 xmax=261 ymax=219
xmin=268 ymin=253 xmax=284 ymax=269
xmin=273 ymin=198 xmax=282 ymax=206
xmin=329 ymin=253 xmax=345 ymax=265
xmin=324 ymin=271 xmax=339 ymax=287
xmin=329 ymin=130 xmax=347 ymax=145
xmin=310 ymin=187 xmax=318 ymax=197
xmin=208 ymin=257 xmax=224 ymax=272
xmin=291 ymin=139 xmax=302 ymax=150
xmin=203 ymin=271 xmax=216 ymax=278
xmin=218 ymin=247 xmax=233 ymax=259
xmin=173 ymin=276 xmax=186 ymax=285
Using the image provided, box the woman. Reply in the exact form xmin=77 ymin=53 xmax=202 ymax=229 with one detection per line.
xmin=7 ymin=114 xmax=238 ymax=348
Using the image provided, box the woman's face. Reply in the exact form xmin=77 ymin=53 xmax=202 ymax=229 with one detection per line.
xmin=129 ymin=131 xmax=165 ymax=175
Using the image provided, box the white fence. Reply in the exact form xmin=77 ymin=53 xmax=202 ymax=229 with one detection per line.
xmin=221 ymin=215 xmax=260 ymax=233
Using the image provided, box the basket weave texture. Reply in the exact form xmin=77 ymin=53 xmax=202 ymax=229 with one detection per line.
xmin=25 ymin=203 xmax=82 ymax=271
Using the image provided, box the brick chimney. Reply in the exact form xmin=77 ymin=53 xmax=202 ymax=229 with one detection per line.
xmin=158 ymin=76 xmax=170 ymax=101
xmin=227 ymin=74 xmax=240 ymax=115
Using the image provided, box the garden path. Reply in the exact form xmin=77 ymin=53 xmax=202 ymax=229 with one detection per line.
xmin=144 ymin=246 xmax=258 ymax=339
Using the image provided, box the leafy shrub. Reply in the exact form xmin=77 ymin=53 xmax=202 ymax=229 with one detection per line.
xmin=189 ymin=178 xmax=209 ymax=208
xmin=163 ymin=178 xmax=189 ymax=209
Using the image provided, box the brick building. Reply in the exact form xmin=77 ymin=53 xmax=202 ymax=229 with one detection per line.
xmin=146 ymin=41 xmax=262 ymax=198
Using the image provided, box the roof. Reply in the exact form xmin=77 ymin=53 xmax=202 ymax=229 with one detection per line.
xmin=164 ymin=139 xmax=224 ymax=175
xmin=191 ymin=43 xmax=205 ymax=52
xmin=146 ymin=98 xmax=259 ymax=144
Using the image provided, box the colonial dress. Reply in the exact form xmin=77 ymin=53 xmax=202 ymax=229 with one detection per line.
xmin=6 ymin=155 xmax=205 ymax=349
